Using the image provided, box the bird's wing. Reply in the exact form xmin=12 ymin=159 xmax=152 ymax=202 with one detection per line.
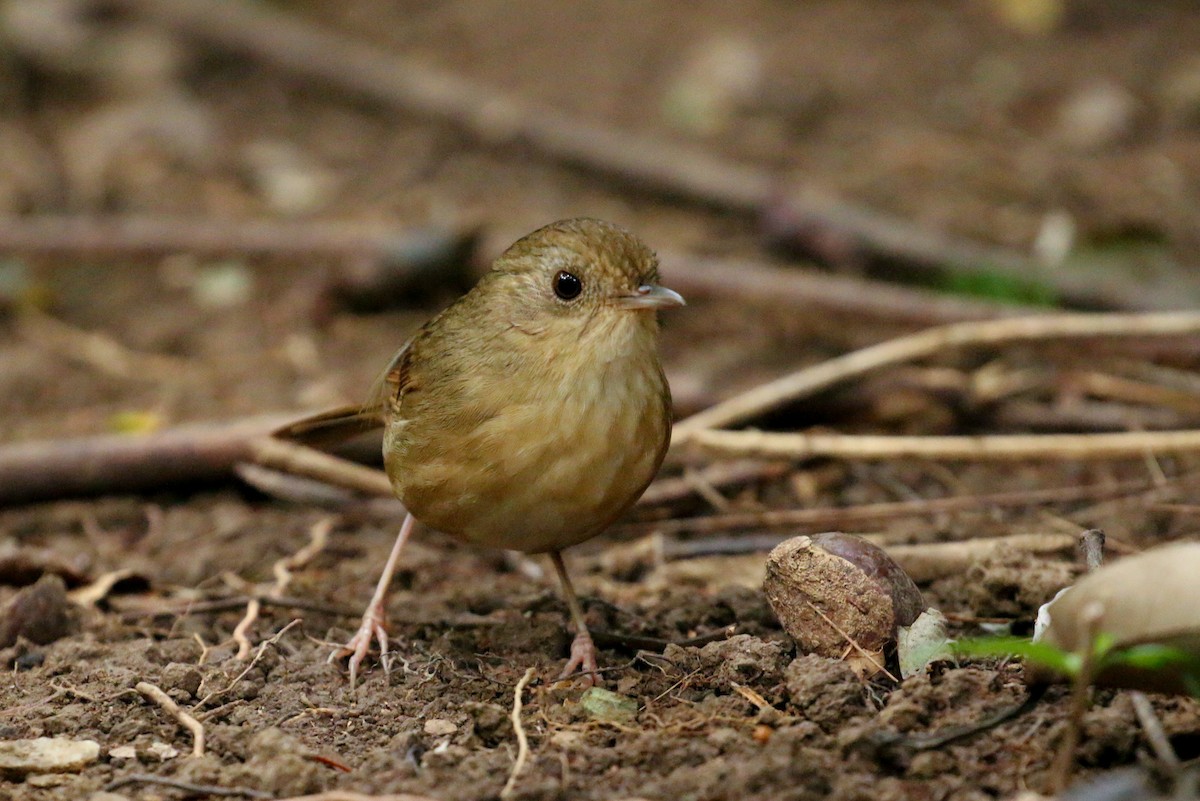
xmin=272 ymin=403 xmax=385 ymax=448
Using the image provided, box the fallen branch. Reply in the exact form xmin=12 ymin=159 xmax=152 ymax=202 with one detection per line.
xmin=0 ymin=415 xmax=295 ymax=506
xmin=682 ymin=427 xmax=1200 ymax=462
xmin=674 ymin=311 xmax=1200 ymax=439
xmin=135 ymin=680 xmax=205 ymax=757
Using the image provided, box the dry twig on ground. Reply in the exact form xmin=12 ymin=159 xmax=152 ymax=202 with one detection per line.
xmin=135 ymin=680 xmax=205 ymax=757
xmin=674 ymin=311 xmax=1200 ymax=439
xmin=500 ymin=667 xmax=538 ymax=799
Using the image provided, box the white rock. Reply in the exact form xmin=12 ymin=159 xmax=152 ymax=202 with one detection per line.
xmin=0 ymin=737 xmax=100 ymax=777
xmin=423 ymin=718 xmax=458 ymax=736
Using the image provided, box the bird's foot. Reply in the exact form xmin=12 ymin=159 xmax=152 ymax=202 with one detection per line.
xmin=329 ymin=601 xmax=390 ymax=691
xmin=557 ymin=630 xmax=599 ymax=687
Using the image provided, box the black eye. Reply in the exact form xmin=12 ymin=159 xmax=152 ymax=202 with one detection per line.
xmin=552 ymin=270 xmax=583 ymax=300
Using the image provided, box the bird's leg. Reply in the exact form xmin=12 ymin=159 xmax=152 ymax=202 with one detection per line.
xmin=549 ymin=549 xmax=599 ymax=686
xmin=329 ymin=512 xmax=415 ymax=690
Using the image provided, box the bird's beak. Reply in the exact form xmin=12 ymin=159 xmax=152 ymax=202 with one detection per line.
xmin=615 ymin=284 xmax=686 ymax=311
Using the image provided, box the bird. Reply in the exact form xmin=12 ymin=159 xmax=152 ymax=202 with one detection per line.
xmin=282 ymin=218 xmax=684 ymax=688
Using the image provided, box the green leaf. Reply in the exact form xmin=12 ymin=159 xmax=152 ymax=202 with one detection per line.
xmin=951 ymin=637 xmax=1078 ymax=676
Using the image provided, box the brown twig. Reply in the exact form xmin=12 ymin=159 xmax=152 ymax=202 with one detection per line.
xmin=250 ymin=437 xmax=393 ymax=498
xmin=0 ymin=414 xmax=296 ymax=506
xmin=1129 ymin=691 xmax=1182 ymax=777
xmin=684 ymin=427 xmax=1200 ymax=462
xmin=193 ymin=619 xmax=301 ymax=709
xmin=674 ymin=311 xmax=1200 ymax=439
xmin=619 ymin=478 xmax=1154 ymax=538
xmin=105 ymin=774 xmax=272 ymax=799
xmin=135 ymin=681 xmax=205 ymax=757
xmin=271 ymin=517 xmax=334 ymax=599
xmin=500 ymin=667 xmax=537 ymax=799
xmin=231 ymin=599 xmax=259 ymax=660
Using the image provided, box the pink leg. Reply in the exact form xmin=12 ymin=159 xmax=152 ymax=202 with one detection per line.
xmin=329 ymin=512 xmax=415 ymax=690
xmin=549 ymin=550 xmax=599 ymax=686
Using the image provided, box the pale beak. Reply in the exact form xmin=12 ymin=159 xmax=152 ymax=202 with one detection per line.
xmin=615 ymin=284 xmax=686 ymax=311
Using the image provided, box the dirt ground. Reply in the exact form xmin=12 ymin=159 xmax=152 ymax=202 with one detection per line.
xmin=3 ymin=2 xmax=1200 ymax=799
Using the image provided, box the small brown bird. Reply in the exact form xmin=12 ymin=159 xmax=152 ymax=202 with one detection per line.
xmin=289 ymin=218 xmax=683 ymax=686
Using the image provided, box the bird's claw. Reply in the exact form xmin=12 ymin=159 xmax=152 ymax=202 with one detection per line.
xmin=557 ymin=631 xmax=599 ymax=687
xmin=329 ymin=604 xmax=390 ymax=691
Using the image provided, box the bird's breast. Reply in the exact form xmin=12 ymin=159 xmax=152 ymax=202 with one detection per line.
xmin=385 ymin=349 xmax=670 ymax=553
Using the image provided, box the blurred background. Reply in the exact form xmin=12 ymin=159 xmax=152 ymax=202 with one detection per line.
xmin=2 ymin=0 xmax=1200 ymax=441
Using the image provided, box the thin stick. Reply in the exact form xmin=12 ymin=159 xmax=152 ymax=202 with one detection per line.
xmin=250 ymin=437 xmax=393 ymax=497
xmin=271 ymin=517 xmax=334 ymax=599
xmin=674 ymin=311 xmax=1200 ymax=438
xmin=231 ymin=599 xmax=259 ymax=660
xmin=683 ymin=427 xmax=1200 ymax=462
xmin=500 ymin=667 xmax=538 ymax=799
xmin=622 ymin=478 xmax=1153 ymax=537
xmin=135 ymin=681 xmax=205 ymax=757
xmin=1129 ymin=691 xmax=1182 ymax=776
xmin=106 ymin=774 xmax=272 ymax=799
xmin=194 ymin=619 xmax=301 ymax=709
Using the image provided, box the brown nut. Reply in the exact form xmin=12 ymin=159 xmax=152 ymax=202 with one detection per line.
xmin=764 ymin=532 xmax=925 ymax=674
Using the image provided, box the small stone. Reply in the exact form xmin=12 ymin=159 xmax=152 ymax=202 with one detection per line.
xmin=0 ymin=737 xmax=100 ymax=777
xmin=0 ymin=574 xmax=74 ymax=648
xmin=580 ymin=687 xmax=638 ymax=725
xmin=160 ymin=662 xmax=202 ymax=698
xmin=146 ymin=742 xmax=179 ymax=761
xmin=423 ymin=718 xmax=457 ymax=737
xmin=107 ymin=745 xmax=137 ymax=761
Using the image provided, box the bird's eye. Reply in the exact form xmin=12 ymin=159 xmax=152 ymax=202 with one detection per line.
xmin=552 ymin=270 xmax=583 ymax=301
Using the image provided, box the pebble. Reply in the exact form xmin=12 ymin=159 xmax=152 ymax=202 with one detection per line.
xmin=0 ymin=737 xmax=100 ymax=777
xmin=423 ymin=718 xmax=458 ymax=736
